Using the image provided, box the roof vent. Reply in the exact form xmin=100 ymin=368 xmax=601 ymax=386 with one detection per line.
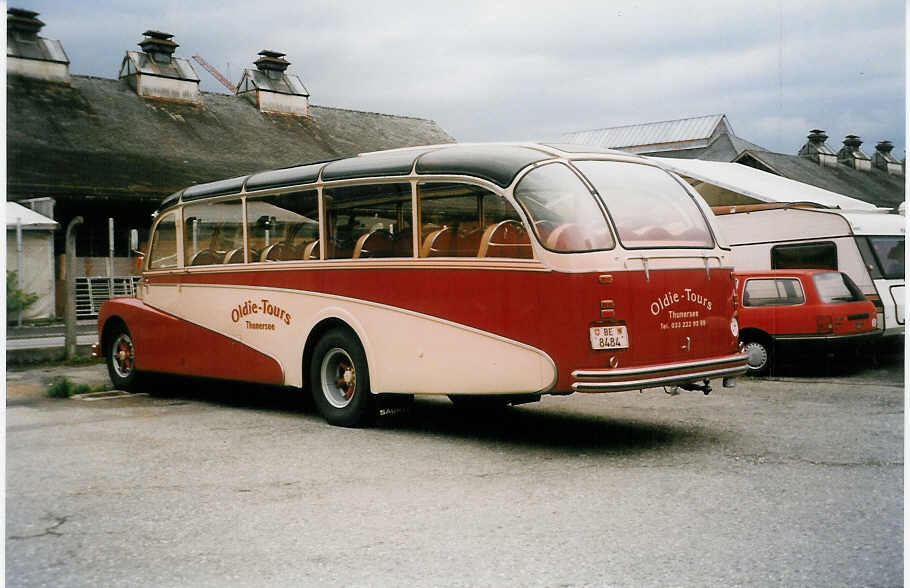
xmin=118 ymin=30 xmax=201 ymax=102
xmin=7 ymin=8 xmax=71 ymax=83
xmin=237 ymin=50 xmax=310 ymax=116
xmin=798 ymin=129 xmax=838 ymax=168
xmin=837 ymin=135 xmax=872 ymax=172
xmin=873 ymin=140 xmax=903 ymax=176
xmin=138 ymin=30 xmax=178 ymax=64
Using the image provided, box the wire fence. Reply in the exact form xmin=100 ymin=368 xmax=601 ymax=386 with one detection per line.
xmin=75 ymin=276 xmax=141 ymax=319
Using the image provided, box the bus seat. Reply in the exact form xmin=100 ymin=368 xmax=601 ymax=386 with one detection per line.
xmin=260 ymin=243 xmax=293 ymax=262
xmin=393 ymin=230 xmax=414 ymax=257
xmin=420 ymin=227 xmax=456 ymax=257
xmin=454 ymin=228 xmax=483 ymax=257
xmin=477 ymin=220 xmax=533 ymax=259
xmin=546 ymin=223 xmax=586 ymax=251
xmin=223 ymin=248 xmax=246 ymax=264
xmin=190 ymin=249 xmax=220 ymax=266
xmin=302 ymin=240 xmax=320 ymax=260
xmin=353 ymin=229 xmax=394 ymax=259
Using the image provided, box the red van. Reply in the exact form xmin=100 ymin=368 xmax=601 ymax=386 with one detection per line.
xmin=736 ymin=270 xmax=878 ymax=375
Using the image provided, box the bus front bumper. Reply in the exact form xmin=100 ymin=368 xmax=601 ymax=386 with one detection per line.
xmin=570 ymin=353 xmax=749 ymax=392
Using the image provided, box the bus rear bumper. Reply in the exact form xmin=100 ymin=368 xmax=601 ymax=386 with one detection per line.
xmin=570 ymin=353 xmax=749 ymax=392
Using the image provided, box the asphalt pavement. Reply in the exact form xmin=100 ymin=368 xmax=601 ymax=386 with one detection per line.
xmin=5 ymin=349 xmax=904 ymax=587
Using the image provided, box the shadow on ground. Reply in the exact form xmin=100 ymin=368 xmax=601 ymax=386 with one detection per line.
xmin=765 ymin=342 xmax=903 ymax=379
xmin=137 ymin=373 xmax=712 ymax=455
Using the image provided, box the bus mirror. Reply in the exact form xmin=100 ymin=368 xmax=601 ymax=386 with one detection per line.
xmin=129 ymin=229 xmax=139 ymax=252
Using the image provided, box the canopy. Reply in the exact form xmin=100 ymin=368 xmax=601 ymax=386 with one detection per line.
xmin=651 ymin=157 xmax=878 ymax=211
xmin=6 ymin=202 xmax=59 ymax=230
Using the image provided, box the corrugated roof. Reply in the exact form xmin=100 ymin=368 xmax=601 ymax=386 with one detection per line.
xmin=561 ymin=114 xmax=725 ymax=151
xmin=653 ymin=157 xmax=878 ymax=211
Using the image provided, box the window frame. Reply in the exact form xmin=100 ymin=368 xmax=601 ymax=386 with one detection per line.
xmin=742 ymin=277 xmax=806 ymax=308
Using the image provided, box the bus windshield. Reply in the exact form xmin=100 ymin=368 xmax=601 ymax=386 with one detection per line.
xmin=513 ymin=163 xmax=614 ymax=252
xmin=573 ymin=161 xmax=714 ymax=249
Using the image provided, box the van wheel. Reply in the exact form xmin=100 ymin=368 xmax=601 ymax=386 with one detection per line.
xmin=310 ymin=329 xmax=376 ymax=427
xmin=743 ymin=339 xmax=772 ymax=376
xmin=107 ymin=325 xmax=140 ymax=391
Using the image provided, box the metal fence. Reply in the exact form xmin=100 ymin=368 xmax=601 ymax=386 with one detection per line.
xmin=75 ymin=276 xmax=141 ymax=319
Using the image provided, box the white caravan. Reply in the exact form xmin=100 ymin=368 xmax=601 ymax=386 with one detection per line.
xmin=713 ymin=206 xmax=905 ymax=338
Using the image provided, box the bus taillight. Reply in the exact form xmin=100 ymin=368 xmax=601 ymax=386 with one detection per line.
xmin=816 ymin=315 xmax=834 ymax=334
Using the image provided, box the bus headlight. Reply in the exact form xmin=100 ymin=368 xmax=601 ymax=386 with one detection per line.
xmin=730 ymin=317 xmax=739 ymax=337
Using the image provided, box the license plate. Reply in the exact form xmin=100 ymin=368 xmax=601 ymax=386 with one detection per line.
xmin=589 ymin=325 xmax=629 ymax=350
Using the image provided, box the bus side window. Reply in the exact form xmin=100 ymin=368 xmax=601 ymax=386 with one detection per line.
xmin=183 ymin=199 xmax=244 ymax=266
xmin=148 ymin=213 xmax=178 ymax=270
xmin=323 ymin=184 xmax=412 ymax=260
xmin=248 ymin=190 xmax=319 ymax=262
xmin=418 ymin=183 xmax=531 ymax=259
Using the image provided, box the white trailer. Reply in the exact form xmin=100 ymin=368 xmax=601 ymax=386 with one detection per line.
xmin=714 ymin=206 xmax=905 ymax=338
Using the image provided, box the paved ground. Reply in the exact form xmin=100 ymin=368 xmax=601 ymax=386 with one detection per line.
xmin=5 ymin=350 xmax=904 ymax=587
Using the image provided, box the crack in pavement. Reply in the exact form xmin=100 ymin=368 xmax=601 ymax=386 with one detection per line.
xmin=8 ymin=515 xmax=69 ymax=540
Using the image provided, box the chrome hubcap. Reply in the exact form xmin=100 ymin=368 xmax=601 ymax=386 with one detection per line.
xmin=111 ymin=334 xmax=135 ymax=379
xmin=744 ymin=342 xmax=768 ymax=370
xmin=320 ymin=348 xmax=356 ymax=408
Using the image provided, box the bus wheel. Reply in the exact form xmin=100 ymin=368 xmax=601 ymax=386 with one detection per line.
xmin=310 ymin=329 xmax=376 ymax=427
xmin=107 ymin=326 xmax=140 ymax=391
xmin=743 ymin=339 xmax=772 ymax=377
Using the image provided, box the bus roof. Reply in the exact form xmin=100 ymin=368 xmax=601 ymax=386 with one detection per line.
xmin=156 ymin=142 xmax=643 ymax=212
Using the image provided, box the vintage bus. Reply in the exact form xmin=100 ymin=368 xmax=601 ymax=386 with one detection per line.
xmin=96 ymin=143 xmax=748 ymax=426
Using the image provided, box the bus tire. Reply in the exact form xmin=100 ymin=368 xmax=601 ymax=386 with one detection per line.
xmin=310 ymin=329 xmax=377 ymax=427
xmin=106 ymin=324 xmax=141 ymax=391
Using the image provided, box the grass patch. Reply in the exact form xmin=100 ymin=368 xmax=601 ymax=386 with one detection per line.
xmin=46 ymin=377 xmax=93 ymax=399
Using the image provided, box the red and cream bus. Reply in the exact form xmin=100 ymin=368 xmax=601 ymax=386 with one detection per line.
xmin=96 ymin=143 xmax=748 ymax=426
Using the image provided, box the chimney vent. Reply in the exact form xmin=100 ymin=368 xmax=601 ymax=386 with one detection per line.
xmin=237 ymin=50 xmax=310 ymax=116
xmin=837 ymin=135 xmax=872 ymax=172
xmin=255 ymin=50 xmax=291 ymax=78
xmin=139 ymin=30 xmax=179 ymax=64
xmin=798 ymin=129 xmax=838 ymax=168
xmin=7 ymin=8 xmax=71 ymax=83
xmin=7 ymin=8 xmax=44 ymax=38
xmin=873 ymin=140 xmax=903 ymax=176
xmin=118 ymin=30 xmax=200 ymax=102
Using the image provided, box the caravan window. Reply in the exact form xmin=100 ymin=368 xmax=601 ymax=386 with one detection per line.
xmin=771 ymin=242 xmax=837 ymax=270
xmin=867 ymin=236 xmax=905 ymax=279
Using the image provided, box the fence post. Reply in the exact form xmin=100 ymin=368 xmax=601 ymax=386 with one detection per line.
xmin=65 ymin=216 xmax=84 ymax=360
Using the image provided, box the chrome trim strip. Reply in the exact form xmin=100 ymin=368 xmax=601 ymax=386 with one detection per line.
xmin=774 ymin=332 xmax=880 ymax=342
xmin=572 ymin=352 xmax=748 ymax=379
xmin=571 ymin=364 xmax=748 ymax=392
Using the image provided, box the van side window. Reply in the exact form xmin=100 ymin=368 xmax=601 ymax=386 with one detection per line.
xmin=148 ymin=213 xmax=178 ymax=270
xmin=771 ymin=242 xmax=837 ymax=270
xmin=742 ymin=278 xmax=805 ymax=307
xmin=248 ymin=190 xmax=319 ymax=262
xmin=418 ymin=183 xmax=532 ymax=259
xmin=324 ymin=183 xmax=413 ymax=259
xmin=183 ymin=199 xmax=244 ymax=266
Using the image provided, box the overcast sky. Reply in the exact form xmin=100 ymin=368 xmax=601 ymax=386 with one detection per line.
xmin=19 ymin=0 xmax=907 ymax=158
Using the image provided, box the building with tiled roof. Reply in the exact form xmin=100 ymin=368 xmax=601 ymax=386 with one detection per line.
xmin=7 ymin=9 xmax=455 ymax=261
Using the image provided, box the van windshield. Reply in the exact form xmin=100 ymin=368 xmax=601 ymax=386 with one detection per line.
xmin=573 ymin=161 xmax=714 ymax=249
